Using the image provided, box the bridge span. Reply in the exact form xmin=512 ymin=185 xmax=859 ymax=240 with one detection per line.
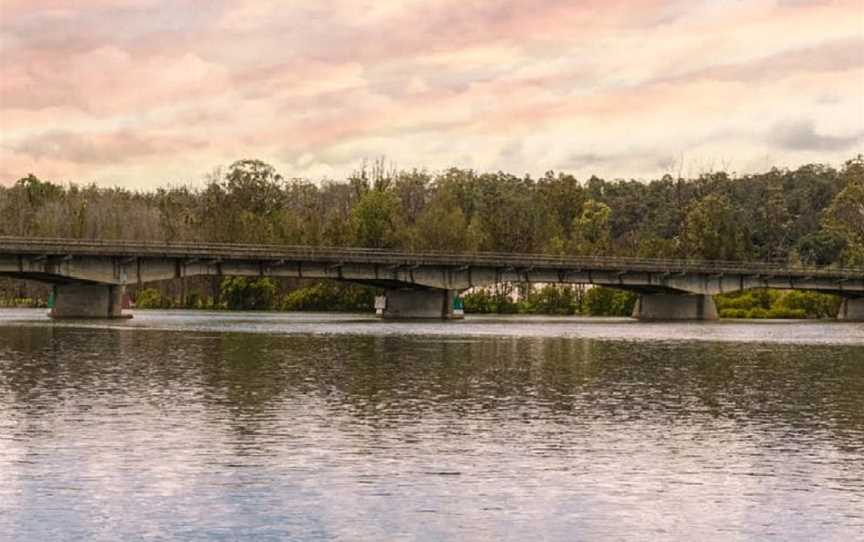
xmin=1 ymin=237 xmax=862 ymax=320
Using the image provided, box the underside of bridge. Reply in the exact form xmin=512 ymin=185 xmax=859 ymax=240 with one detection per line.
xmin=2 ymin=270 xmax=862 ymax=321
xmin=1 ymin=240 xmax=862 ymax=321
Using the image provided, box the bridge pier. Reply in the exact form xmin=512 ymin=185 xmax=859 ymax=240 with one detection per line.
xmin=49 ymin=283 xmax=131 ymax=319
xmin=632 ymin=293 xmax=718 ymax=321
xmin=838 ymin=297 xmax=864 ymax=321
xmin=379 ymin=288 xmax=459 ymax=319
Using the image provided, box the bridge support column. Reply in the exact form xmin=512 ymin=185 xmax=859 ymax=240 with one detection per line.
xmin=632 ymin=293 xmax=718 ymax=321
xmin=838 ymin=297 xmax=864 ymax=321
xmin=379 ymin=288 xmax=459 ymax=319
xmin=49 ymin=283 xmax=131 ymax=319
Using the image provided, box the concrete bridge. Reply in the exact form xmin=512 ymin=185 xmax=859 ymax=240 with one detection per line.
xmin=1 ymin=237 xmax=862 ymax=321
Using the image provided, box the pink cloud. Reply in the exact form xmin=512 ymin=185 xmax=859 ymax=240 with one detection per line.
xmin=1 ymin=46 xmax=231 ymax=114
xmin=12 ymin=129 xmax=209 ymax=164
xmin=1 ymin=0 xmax=862 ymax=187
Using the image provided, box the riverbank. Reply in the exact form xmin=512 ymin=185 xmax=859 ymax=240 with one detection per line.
xmin=0 ymin=281 xmax=843 ymax=320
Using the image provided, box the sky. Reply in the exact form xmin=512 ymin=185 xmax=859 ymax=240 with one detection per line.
xmin=0 ymin=0 xmax=862 ymax=188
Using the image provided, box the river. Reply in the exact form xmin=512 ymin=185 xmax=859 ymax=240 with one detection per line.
xmin=1 ymin=309 xmax=862 ymax=541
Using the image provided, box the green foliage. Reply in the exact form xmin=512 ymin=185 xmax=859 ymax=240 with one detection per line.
xmin=462 ymin=285 xmax=520 ymax=314
xmin=280 ymin=282 xmax=377 ymax=312
xmin=823 ymin=157 xmax=864 ymax=265
xmin=684 ymin=194 xmax=747 ymax=260
xmin=581 ymin=287 xmax=637 ymax=316
xmin=716 ymin=290 xmax=773 ymax=312
xmin=132 ymin=286 xmax=217 ymax=310
xmin=220 ymin=277 xmax=277 ymax=310
xmin=350 ymin=189 xmax=401 ymax=248
xmin=135 ymin=288 xmax=173 ymax=309
xmin=637 ymin=236 xmax=679 ymax=258
xmin=571 ymin=199 xmax=611 ymax=254
xmin=0 ymin=297 xmax=46 ymax=308
xmin=463 ymin=285 xmax=633 ymax=316
xmin=183 ymin=292 xmax=217 ymax=310
xmin=720 ymin=307 xmax=807 ymax=319
xmin=222 ymin=160 xmax=284 ymax=216
xmin=716 ymin=289 xmax=840 ymax=319
xmin=719 ymin=308 xmax=748 ymax=318
xmin=774 ymin=290 xmax=841 ymax=318
xmin=523 ymin=285 xmax=580 ymax=315
xmin=797 ymin=230 xmax=848 ymax=267
xmin=1 ymin=157 xmax=857 ymax=265
xmin=3 ymin=156 xmax=863 ymax=315
xmin=134 ymin=279 xmax=375 ymax=312
xmin=16 ymin=174 xmax=63 ymax=206
xmin=412 ymin=189 xmax=474 ymax=251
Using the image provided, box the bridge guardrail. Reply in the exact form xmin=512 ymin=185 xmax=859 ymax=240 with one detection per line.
xmin=1 ymin=236 xmax=862 ymax=279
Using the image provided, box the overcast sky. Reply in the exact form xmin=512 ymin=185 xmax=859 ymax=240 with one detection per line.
xmin=1 ymin=0 xmax=862 ymax=188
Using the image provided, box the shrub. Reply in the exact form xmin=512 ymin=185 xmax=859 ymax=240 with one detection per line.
xmin=462 ymin=285 xmax=519 ymax=314
xmin=719 ymin=308 xmax=748 ymax=319
xmin=136 ymin=288 xmax=171 ymax=309
xmin=765 ymin=307 xmax=807 ymax=319
xmin=0 ymin=297 xmax=46 ymax=308
xmin=281 ymin=281 xmax=377 ymax=312
xmin=581 ymin=287 xmax=637 ymax=316
xmin=220 ymin=277 xmax=277 ymax=310
xmin=716 ymin=288 xmax=840 ymax=319
xmin=523 ymin=285 xmax=580 ymax=315
xmin=746 ymin=308 xmax=770 ymax=319
xmin=775 ymin=290 xmax=840 ymax=319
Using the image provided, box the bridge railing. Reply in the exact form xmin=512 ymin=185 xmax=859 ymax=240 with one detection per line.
xmin=1 ymin=236 xmax=862 ymax=279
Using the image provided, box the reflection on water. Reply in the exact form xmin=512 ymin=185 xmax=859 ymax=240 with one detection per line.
xmin=1 ymin=309 xmax=863 ymax=541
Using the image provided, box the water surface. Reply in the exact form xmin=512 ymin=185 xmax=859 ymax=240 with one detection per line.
xmin=1 ymin=309 xmax=862 ymax=541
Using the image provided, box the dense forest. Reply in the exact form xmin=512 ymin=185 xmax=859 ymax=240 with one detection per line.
xmin=1 ymin=156 xmax=862 ymax=317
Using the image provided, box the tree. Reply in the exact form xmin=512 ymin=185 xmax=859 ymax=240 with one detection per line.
xmin=222 ymin=159 xmax=284 ymax=215
xmin=350 ymin=189 xmax=400 ymax=248
xmin=474 ymin=172 xmax=537 ymax=252
xmin=823 ymin=157 xmax=864 ymax=265
xmin=750 ymin=174 xmax=790 ymax=259
xmin=581 ymin=287 xmax=636 ymax=316
xmin=797 ymin=230 xmax=847 ymax=267
xmin=571 ymin=199 xmax=611 ymax=255
xmin=536 ymin=171 xmax=585 ymax=239
xmin=4 ymin=155 xmax=863 ymax=313
xmin=217 ymin=160 xmax=285 ymax=243
xmin=220 ymin=277 xmax=277 ymax=310
xmin=683 ymin=194 xmax=748 ymax=260
xmin=413 ymin=189 xmax=470 ymax=251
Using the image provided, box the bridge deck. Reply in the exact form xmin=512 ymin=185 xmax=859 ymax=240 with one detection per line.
xmin=1 ymin=236 xmax=861 ymax=281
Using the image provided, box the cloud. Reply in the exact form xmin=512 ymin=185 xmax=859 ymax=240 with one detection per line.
xmin=1 ymin=46 xmax=231 ymax=114
xmin=675 ymin=37 xmax=863 ymax=84
xmin=1 ymin=0 xmax=862 ymax=187
xmin=10 ymin=130 xmax=208 ymax=164
xmin=771 ymin=120 xmax=862 ymax=151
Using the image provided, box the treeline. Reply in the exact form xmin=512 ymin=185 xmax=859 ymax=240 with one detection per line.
xmin=0 ymin=278 xmax=839 ymax=320
xmin=1 ymin=157 xmax=862 ymax=317
xmin=2 ymin=156 xmax=862 ymax=264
